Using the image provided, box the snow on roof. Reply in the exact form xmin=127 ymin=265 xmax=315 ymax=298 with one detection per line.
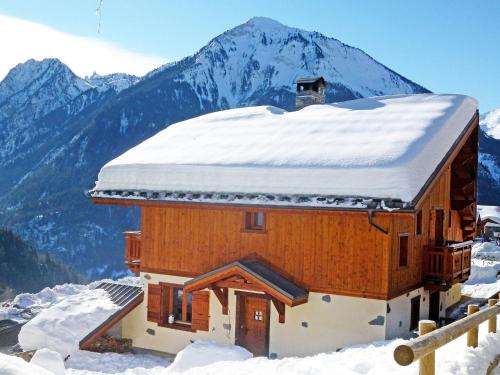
xmin=478 ymin=206 xmax=500 ymax=223
xmin=93 ymin=94 xmax=477 ymax=207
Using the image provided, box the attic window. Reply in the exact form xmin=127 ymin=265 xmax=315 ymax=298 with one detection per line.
xmin=399 ymin=234 xmax=409 ymax=268
xmin=244 ymin=211 xmax=266 ymax=232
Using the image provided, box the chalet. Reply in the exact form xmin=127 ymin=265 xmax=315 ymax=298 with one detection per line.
xmin=89 ymin=81 xmax=479 ymax=358
xmin=477 ymin=206 xmax=500 ymax=241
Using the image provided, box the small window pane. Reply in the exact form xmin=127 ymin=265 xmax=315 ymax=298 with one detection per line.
xmin=172 ymin=288 xmax=183 ymax=321
xmin=255 ymin=212 xmax=264 ymax=227
xmin=245 ymin=212 xmax=265 ymax=231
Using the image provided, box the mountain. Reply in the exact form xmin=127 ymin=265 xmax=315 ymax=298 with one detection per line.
xmin=0 ymin=228 xmax=84 ymax=301
xmin=0 ymin=17 xmax=430 ymax=278
xmin=478 ymin=110 xmax=500 ymax=205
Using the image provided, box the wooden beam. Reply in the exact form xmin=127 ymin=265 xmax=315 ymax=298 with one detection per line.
xmin=271 ymin=298 xmax=286 ymax=324
xmin=210 ymin=285 xmax=229 ymax=315
xmin=215 ymin=280 xmax=261 ymax=292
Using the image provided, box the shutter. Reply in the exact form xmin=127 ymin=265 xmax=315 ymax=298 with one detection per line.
xmin=147 ymin=283 xmax=162 ymax=323
xmin=191 ymin=290 xmax=210 ymax=331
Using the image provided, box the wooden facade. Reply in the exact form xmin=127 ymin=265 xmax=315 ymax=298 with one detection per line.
xmin=106 ymin=114 xmax=479 ymax=302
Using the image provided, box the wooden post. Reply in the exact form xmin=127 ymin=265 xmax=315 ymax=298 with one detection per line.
xmin=467 ymin=304 xmax=480 ymax=348
xmin=489 ymin=299 xmax=498 ymax=333
xmin=419 ymin=320 xmax=436 ymax=375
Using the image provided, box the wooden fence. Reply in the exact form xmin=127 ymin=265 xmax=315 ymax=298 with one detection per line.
xmin=394 ymin=295 xmax=500 ymax=375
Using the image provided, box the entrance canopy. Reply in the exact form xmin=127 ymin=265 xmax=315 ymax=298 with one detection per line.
xmin=183 ymin=259 xmax=308 ymax=307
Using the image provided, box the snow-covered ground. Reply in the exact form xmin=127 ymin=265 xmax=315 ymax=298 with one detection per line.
xmin=2 ymin=244 xmax=500 ymax=374
xmin=0 ymin=277 xmax=140 ymax=323
xmin=462 ymin=242 xmax=500 ymax=298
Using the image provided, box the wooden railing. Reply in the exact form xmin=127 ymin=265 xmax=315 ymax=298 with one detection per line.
xmin=394 ymin=296 xmax=500 ymax=375
xmin=124 ymin=231 xmax=141 ymax=274
xmin=424 ymin=241 xmax=472 ymax=286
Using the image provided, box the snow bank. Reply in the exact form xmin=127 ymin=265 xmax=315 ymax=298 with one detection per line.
xmin=64 ymin=326 xmax=500 ymax=375
xmin=65 ymin=350 xmax=170 ymax=374
xmin=0 ymin=352 xmax=53 ymax=375
xmin=18 ymin=288 xmax=119 ymax=356
xmin=94 ymin=94 xmax=477 ymax=203
xmin=462 ymin=242 xmax=500 ymax=298
xmin=0 ymin=277 xmax=140 ymax=323
xmin=31 ymin=349 xmax=65 ymax=375
xmin=168 ymin=341 xmax=252 ymax=373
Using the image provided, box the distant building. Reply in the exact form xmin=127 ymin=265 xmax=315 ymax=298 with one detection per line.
xmin=88 ymin=92 xmax=478 ymax=358
xmin=477 ymin=206 xmax=500 ymax=241
xmin=295 ymin=76 xmax=326 ymax=110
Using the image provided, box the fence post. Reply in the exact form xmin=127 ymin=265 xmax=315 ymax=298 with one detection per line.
xmin=419 ymin=320 xmax=437 ymax=375
xmin=467 ymin=304 xmax=480 ymax=348
xmin=489 ymin=299 xmax=498 ymax=333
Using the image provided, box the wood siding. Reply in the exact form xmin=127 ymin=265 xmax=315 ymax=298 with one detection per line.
xmin=141 ymin=205 xmax=395 ymax=299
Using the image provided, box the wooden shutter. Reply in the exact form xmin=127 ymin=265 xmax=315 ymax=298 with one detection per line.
xmin=147 ymin=284 xmax=162 ymax=323
xmin=191 ymin=290 xmax=210 ymax=331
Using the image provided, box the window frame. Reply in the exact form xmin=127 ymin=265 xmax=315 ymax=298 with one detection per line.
xmin=242 ymin=211 xmax=267 ymax=233
xmin=158 ymin=282 xmax=194 ymax=331
xmin=415 ymin=210 xmax=423 ymax=237
xmin=398 ymin=233 xmax=410 ymax=269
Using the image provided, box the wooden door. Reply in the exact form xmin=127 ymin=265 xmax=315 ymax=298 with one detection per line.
xmin=235 ymin=293 xmax=269 ymax=356
xmin=434 ymin=209 xmax=445 ymax=246
xmin=429 ymin=291 xmax=440 ymax=324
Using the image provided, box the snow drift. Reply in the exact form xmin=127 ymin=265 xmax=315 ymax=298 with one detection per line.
xmin=18 ymin=288 xmax=119 ymax=356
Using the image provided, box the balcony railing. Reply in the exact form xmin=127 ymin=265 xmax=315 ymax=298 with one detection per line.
xmin=424 ymin=241 xmax=472 ymax=288
xmin=124 ymin=231 xmax=141 ymax=275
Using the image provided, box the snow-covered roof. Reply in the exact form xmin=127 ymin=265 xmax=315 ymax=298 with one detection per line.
xmin=478 ymin=206 xmax=500 ymax=224
xmin=92 ymin=94 xmax=477 ymax=208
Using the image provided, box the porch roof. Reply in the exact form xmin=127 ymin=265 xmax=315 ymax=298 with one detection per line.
xmin=184 ymin=259 xmax=308 ymax=306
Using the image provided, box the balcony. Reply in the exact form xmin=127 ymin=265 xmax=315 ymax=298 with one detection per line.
xmin=124 ymin=231 xmax=141 ymax=275
xmin=424 ymin=241 xmax=472 ymax=290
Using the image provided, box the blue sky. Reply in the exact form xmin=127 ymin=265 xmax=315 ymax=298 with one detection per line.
xmin=0 ymin=0 xmax=498 ymax=111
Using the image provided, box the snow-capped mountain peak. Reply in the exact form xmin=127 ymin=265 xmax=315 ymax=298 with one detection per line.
xmin=85 ymin=72 xmax=139 ymax=94
xmin=181 ymin=17 xmax=429 ymax=109
xmin=481 ymin=108 xmax=500 ymax=140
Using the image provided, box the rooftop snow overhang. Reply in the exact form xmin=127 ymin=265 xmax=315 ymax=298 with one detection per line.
xmin=183 ymin=259 xmax=308 ymax=307
xmin=90 ymin=94 xmax=479 ymax=209
xmin=89 ymin=189 xmax=411 ymax=211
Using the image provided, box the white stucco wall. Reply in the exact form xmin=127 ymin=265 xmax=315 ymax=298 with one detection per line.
xmin=384 ymin=283 xmax=463 ymax=339
xmin=122 ymin=273 xmax=388 ymax=357
xmin=385 ymin=287 xmax=430 ymax=339
xmin=122 ymin=273 xmax=464 ymax=357
xmin=268 ymin=293 xmax=386 ymax=358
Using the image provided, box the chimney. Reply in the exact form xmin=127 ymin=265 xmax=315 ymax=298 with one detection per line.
xmin=295 ymin=76 xmax=326 ymax=110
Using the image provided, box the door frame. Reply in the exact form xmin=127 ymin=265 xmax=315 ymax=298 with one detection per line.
xmin=235 ymin=291 xmax=270 ymax=356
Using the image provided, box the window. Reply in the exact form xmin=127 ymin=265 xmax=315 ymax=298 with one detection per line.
xmin=434 ymin=209 xmax=445 ymax=246
xmin=416 ymin=210 xmax=422 ymax=236
xmin=161 ymin=283 xmax=192 ymax=329
xmin=244 ymin=212 xmax=266 ymax=231
xmin=147 ymin=283 xmax=209 ymax=332
xmin=410 ymin=296 xmax=421 ymax=331
xmin=399 ymin=234 xmax=409 ymax=268
xmin=171 ymin=287 xmax=192 ymax=322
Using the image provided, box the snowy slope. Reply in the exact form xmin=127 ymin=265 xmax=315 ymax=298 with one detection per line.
xmin=95 ymin=94 xmax=477 ymax=203
xmin=481 ymin=109 xmax=500 ymax=140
